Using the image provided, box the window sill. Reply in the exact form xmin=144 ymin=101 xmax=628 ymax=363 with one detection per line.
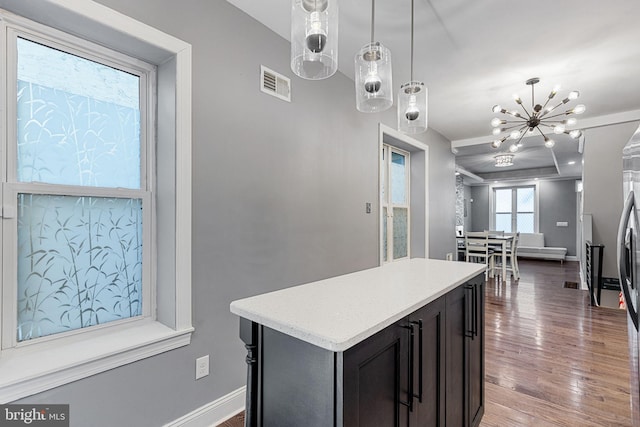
xmin=0 ymin=320 xmax=194 ymax=403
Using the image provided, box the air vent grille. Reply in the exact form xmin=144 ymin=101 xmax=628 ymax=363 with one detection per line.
xmin=260 ymin=65 xmax=291 ymax=102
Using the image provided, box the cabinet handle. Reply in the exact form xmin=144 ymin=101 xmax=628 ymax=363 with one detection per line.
xmin=464 ymin=285 xmax=474 ymax=338
xmin=471 ymin=286 xmax=478 ymax=339
xmin=411 ymin=320 xmax=423 ymax=403
xmin=400 ymin=323 xmax=416 ymax=413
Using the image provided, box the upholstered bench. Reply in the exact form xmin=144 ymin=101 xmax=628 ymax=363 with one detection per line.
xmin=517 ymin=233 xmax=567 ymax=263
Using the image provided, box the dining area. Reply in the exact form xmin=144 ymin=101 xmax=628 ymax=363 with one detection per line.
xmin=457 ymin=230 xmax=520 ymax=281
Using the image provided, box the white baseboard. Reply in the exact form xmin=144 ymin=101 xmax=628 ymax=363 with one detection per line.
xmin=164 ymin=386 xmax=245 ymax=427
xmin=566 ymin=256 xmax=578 ymax=262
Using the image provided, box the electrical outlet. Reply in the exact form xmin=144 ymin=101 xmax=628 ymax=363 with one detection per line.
xmin=196 ymin=355 xmax=209 ymax=380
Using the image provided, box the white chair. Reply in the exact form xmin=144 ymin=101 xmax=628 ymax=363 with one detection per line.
xmin=495 ymin=232 xmax=520 ymax=280
xmin=465 ymin=231 xmax=496 ymax=278
xmin=504 ymin=232 xmax=520 ymax=279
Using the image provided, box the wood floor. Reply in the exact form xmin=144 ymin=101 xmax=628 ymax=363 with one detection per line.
xmin=481 ymin=259 xmax=631 ymax=427
xmin=217 ymin=259 xmax=633 ymax=426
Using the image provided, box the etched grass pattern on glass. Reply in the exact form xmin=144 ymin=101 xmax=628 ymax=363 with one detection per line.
xmin=17 ymin=195 xmax=143 ymax=341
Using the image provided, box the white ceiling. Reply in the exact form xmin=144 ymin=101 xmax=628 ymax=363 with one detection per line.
xmin=226 ymin=0 xmax=640 ymax=180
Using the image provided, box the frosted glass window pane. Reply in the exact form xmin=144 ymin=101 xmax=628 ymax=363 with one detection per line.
xmin=495 ymin=214 xmax=512 ymax=233
xmin=17 ymin=38 xmax=141 ymax=189
xmin=393 ymin=207 xmax=408 ymax=259
xmin=495 ymin=189 xmax=511 ymax=212
xmin=17 ymin=194 xmax=143 ymax=342
xmin=517 ymin=187 xmax=534 ymax=212
xmin=381 ymin=149 xmax=386 ymax=202
xmin=391 ymin=152 xmax=407 ymax=204
xmin=517 ymin=213 xmax=534 ymax=233
xmin=383 ymin=207 xmax=388 ymax=262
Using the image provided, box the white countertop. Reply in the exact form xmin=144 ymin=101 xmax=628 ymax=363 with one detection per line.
xmin=230 ymin=258 xmax=485 ymax=352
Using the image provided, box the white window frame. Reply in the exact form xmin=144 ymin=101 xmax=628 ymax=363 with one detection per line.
xmin=0 ymin=1 xmax=193 ymax=403
xmin=381 ymin=144 xmax=411 ymax=263
xmin=489 ymin=182 xmax=539 ymax=233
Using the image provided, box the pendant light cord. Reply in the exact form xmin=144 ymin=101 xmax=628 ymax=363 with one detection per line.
xmin=370 ymin=0 xmax=375 ymax=44
xmin=410 ymin=0 xmax=414 ymax=82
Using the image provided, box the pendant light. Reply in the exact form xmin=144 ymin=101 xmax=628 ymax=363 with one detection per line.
xmin=354 ymin=0 xmax=393 ymax=113
xmin=397 ymin=0 xmax=427 ymax=134
xmin=291 ymin=0 xmax=338 ymax=80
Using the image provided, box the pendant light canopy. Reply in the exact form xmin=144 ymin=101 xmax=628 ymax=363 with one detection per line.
xmin=397 ymin=0 xmax=427 ymax=134
xmin=354 ymin=0 xmax=393 ymax=113
xmin=291 ymin=0 xmax=338 ymax=80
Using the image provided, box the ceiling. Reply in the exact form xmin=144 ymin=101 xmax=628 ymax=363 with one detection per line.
xmin=226 ymin=0 xmax=640 ymax=182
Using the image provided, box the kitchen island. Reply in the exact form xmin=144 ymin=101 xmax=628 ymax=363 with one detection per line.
xmin=230 ymin=258 xmax=486 ymax=427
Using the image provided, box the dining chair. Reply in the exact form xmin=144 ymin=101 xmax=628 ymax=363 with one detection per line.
xmin=504 ymin=232 xmax=520 ymax=279
xmin=465 ymin=231 xmax=496 ymax=278
xmin=494 ymin=232 xmax=520 ymax=280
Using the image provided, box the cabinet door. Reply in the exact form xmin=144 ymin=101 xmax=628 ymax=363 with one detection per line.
xmin=468 ymin=279 xmax=485 ymax=427
xmin=444 ymin=284 xmax=467 ymax=427
xmin=343 ymin=318 xmax=411 ymax=427
xmin=410 ymin=296 xmax=446 ymax=427
xmin=444 ymin=276 xmax=485 ymax=427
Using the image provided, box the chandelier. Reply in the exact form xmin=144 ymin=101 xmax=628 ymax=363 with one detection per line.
xmin=494 ymin=154 xmax=514 ymax=168
xmin=490 ymin=77 xmax=585 ymax=152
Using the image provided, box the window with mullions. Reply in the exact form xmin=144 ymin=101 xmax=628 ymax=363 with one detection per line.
xmin=493 ymin=186 xmax=535 ymax=233
xmin=4 ymin=33 xmax=152 ymax=344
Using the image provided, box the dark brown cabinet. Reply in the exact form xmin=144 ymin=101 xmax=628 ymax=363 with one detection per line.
xmin=445 ymin=275 xmax=485 ymax=427
xmin=239 ymin=273 xmax=484 ymax=427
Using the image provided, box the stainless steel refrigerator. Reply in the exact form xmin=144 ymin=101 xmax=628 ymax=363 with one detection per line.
xmin=618 ymin=124 xmax=640 ymax=426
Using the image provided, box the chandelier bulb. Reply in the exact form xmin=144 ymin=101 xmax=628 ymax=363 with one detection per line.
xmin=509 ymin=144 xmax=519 ymax=153
xmin=492 ymin=104 xmax=502 ymax=113
xmin=510 ymin=130 xmax=521 ymax=140
xmin=570 ymin=129 xmax=582 ymax=139
xmin=565 ymin=118 xmax=577 ymax=126
xmin=513 ymin=94 xmax=522 ymax=104
xmin=491 ymin=117 xmax=504 ymax=127
xmin=544 ymin=137 xmax=555 ymax=148
xmin=553 ymin=124 xmax=566 ymax=134
xmin=491 ymin=140 xmax=502 ymax=148
xmin=364 ymin=74 xmax=382 ymax=94
xmin=568 ymin=91 xmax=580 ymax=100
xmin=573 ymin=104 xmax=586 ymax=114
xmin=306 ymin=12 xmax=327 ymax=53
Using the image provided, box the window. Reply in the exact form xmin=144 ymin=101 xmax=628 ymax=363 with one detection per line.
xmin=0 ymin=2 xmax=193 ymax=402
xmin=381 ymin=145 xmax=410 ymax=262
xmin=493 ymin=186 xmax=536 ymax=233
xmin=9 ymin=35 xmax=150 ymax=344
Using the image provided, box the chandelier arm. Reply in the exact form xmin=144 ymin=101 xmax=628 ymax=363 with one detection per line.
xmin=538 ymin=101 xmax=566 ymax=119
xmin=514 ymin=132 xmax=526 ymax=146
xmin=517 ymin=103 xmax=533 ymax=120
xmin=536 ymin=126 xmax=549 ymax=139
xmin=543 ymin=111 xmax=575 ymax=120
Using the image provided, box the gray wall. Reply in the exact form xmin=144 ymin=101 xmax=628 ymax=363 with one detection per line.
xmin=470 ymin=186 xmax=489 ymax=232
xmin=468 ymin=180 xmax=578 ymax=256
xmin=14 ymin=1 xmax=457 ymax=426
xmin=538 ymin=180 xmax=577 ymax=256
xmin=583 ymin=121 xmax=640 ymax=277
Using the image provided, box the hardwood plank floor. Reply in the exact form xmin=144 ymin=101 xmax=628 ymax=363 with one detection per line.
xmin=218 ymin=259 xmax=633 ymax=426
xmin=481 ymin=259 xmax=632 ymax=427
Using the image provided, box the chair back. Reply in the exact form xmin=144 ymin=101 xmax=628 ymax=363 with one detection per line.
xmin=485 ymin=230 xmax=504 ymax=237
xmin=465 ymin=231 xmax=490 ymax=258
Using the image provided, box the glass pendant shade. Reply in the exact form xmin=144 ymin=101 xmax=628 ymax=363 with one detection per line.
xmin=398 ymin=81 xmax=427 ymax=134
xmin=355 ymin=42 xmax=393 ymax=112
xmin=291 ymin=0 xmax=338 ymax=80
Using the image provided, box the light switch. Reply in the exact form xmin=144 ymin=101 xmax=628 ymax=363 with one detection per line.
xmin=556 ymin=221 xmax=568 ymax=227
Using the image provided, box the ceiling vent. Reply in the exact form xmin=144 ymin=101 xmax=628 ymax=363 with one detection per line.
xmin=260 ymin=65 xmax=291 ymax=102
